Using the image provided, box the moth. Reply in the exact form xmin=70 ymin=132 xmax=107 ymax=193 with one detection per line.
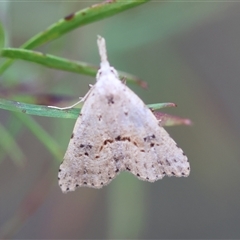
xmin=58 ymin=36 xmax=190 ymax=193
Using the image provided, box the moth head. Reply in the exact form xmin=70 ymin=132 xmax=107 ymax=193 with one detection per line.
xmin=97 ymin=65 xmax=119 ymax=80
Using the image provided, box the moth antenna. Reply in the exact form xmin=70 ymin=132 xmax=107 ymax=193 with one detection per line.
xmin=97 ymin=35 xmax=110 ymax=69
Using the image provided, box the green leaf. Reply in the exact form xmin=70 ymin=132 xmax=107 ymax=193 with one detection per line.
xmin=0 ymin=120 xmax=25 ymax=166
xmin=0 ymin=98 xmax=78 ymax=119
xmin=0 ymin=48 xmax=146 ymax=86
xmin=0 ymin=0 xmax=150 ymax=75
xmin=0 ymin=21 xmax=4 ymax=49
xmin=0 ymin=115 xmax=25 ymax=165
xmin=0 ymin=98 xmax=189 ymax=127
xmin=15 ymin=113 xmax=63 ymax=160
xmin=148 ymin=102 xmax=176 ymax=110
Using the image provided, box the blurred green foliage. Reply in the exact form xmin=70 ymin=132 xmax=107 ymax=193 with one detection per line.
xmin=0 ymin=1 xmax=239 ymax=239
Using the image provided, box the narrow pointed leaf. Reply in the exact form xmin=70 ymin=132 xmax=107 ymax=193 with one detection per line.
xmin=0 ymin=21 xmax=4 ymax=49
xmin=0 ymin=98 xmax=182 ymax=122
xmin=15 ymin=113 xmax=63 ymax=160
xmin=0 ymin=0 xmax=150 ymax=75
xmin=148 ymin=102 xmax=177 ymax=110
xmin=0 ymin=98 xmax=79 ymax=119
xmin=0 ymin=121 xmax=25 ymax=166
xmin=0 ymin=48 xmax=145 ymax=86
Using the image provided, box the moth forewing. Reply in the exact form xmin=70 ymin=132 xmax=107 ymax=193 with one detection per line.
xmin=58 ymin=36 xmax=189 ymax=193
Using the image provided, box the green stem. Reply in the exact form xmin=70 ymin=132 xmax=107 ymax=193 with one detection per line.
xmin=0 ymin=98 xmax=172 ymax=119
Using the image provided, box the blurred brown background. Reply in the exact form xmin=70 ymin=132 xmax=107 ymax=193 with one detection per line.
xmin=0 ymin=1 xmax=240 ymax=239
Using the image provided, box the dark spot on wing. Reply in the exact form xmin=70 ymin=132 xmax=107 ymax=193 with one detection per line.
xmin=166 ymin=159 xmax=171 ymax=166
xmin=144 ymin=134 xmax=156 ymax=142
xmin=122 ymin=137 xmax=130 ymax=142
xmin=115 ymin=169 xmax=119 ymax=173
xmin=107 ymin=94 xmax=114 ymax=105
xmin=115 ymin=135 xmax=121 ymax=141
xmin=71 ymin=133 xmax=74 ymax=139
xmin=80 ymin=144 xmax=84 ymax=148
xmin=150 ymin=143 xmax=154 ymax=147
xmin=104 ymin=139 xmax=113 ymax=145
xmin=84 ymin=152 xmax=89 ymax=156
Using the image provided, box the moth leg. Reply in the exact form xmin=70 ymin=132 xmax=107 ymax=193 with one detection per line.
xmin=121 ymin=77 xmax=126 ymax=85
xmin=48 ymin=85 xmax=95 ymax=110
